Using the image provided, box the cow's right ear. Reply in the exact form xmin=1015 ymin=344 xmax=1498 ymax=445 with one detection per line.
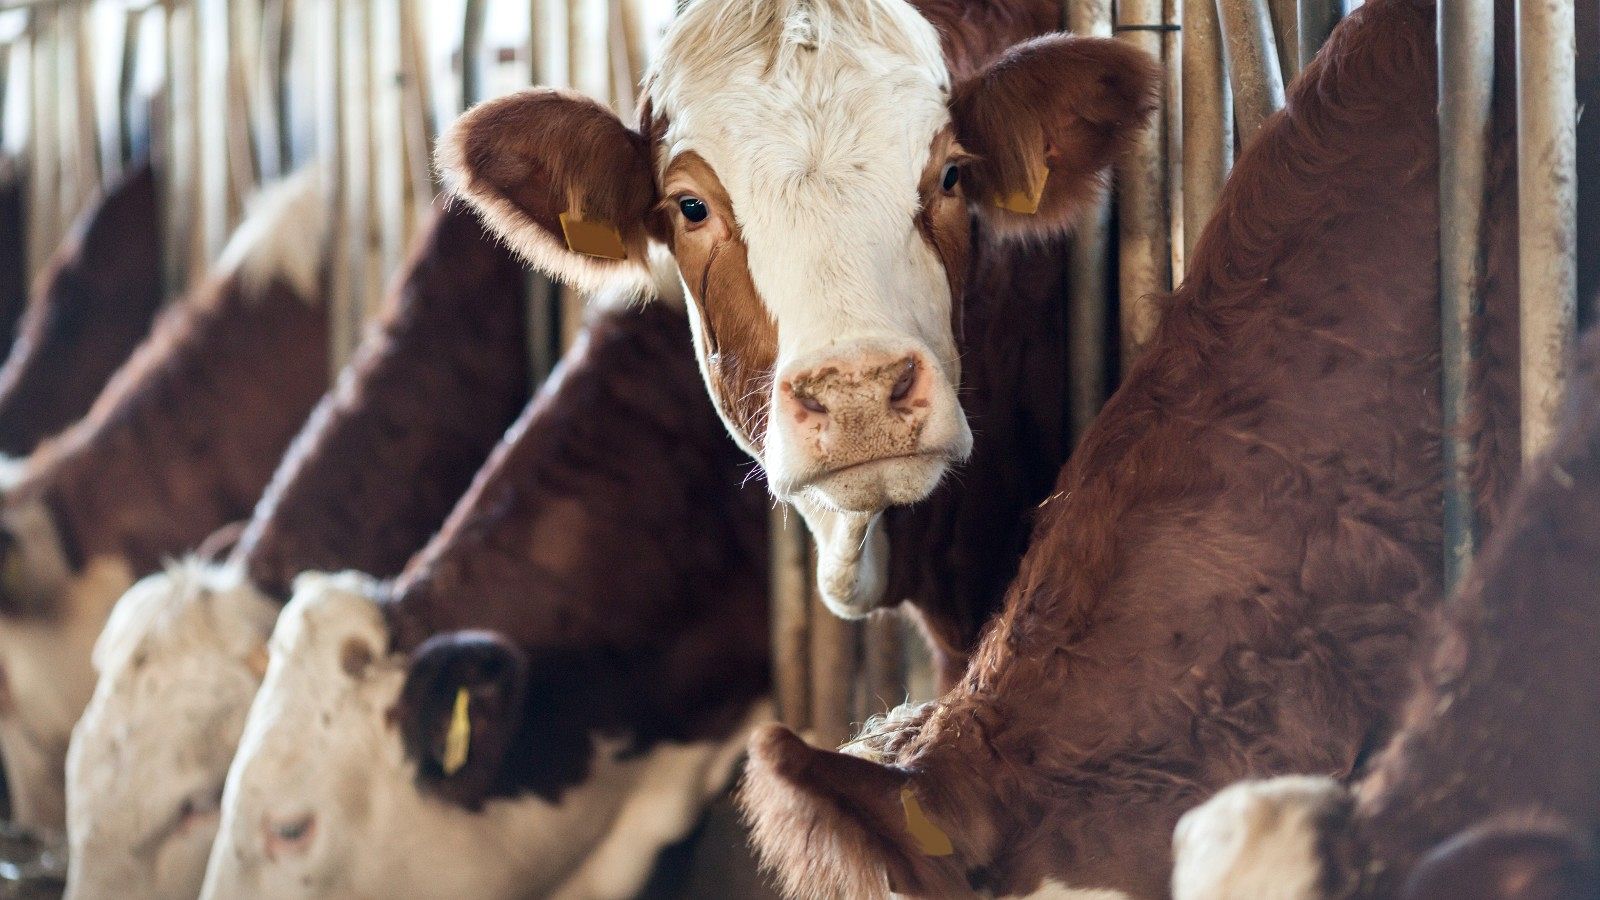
xmin=398 ymin=630 xmax=529 ymax=810
xmin=437 ymin=89 xmax=659 ymax=298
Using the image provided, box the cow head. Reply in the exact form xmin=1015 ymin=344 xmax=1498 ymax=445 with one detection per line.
xmin=202 ymin=574 xmax=757 ymax=899
xmin=64 ymin=561 xmax=275 ymax=900
xmin=439 ymin=0 xmax=1156 ymax=614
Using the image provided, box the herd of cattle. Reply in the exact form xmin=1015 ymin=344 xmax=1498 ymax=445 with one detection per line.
xmin=0 ymin=0 xmax=1593 ymax=897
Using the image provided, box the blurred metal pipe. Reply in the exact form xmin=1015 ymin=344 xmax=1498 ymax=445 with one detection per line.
xmin=1067 ymin=0 xmax=1113 ymax=437
xmin=1115 ymin=0 xmax=1171 ymax=361
xmin=1183 ymin=0 xmax=1230 ymax=265
xmin=1216 ymin=0 xmax=1285 ymax=141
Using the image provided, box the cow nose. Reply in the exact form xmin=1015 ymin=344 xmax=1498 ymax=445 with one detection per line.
xmin=781 ymin=354 xmax=925 ymax=424
xmin=260 ymin=811 xmax=315 ymax=861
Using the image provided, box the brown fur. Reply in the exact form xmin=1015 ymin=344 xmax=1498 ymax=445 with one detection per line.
xmin=3 ymin=256 xmax=329 ymax=608
xmin=385 ymin=303 xmax=770 ymax=806
xmin=0 ymin=162 xmax=164 ymax=457
xmin=740 ymin=3 xmax=1524 ymax=896
xmin=236 ymin=202 xmax=532 ymax=598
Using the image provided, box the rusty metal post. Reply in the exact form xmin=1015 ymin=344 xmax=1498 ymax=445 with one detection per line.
xmin=1297 ymin=0 xmax=1340 ymax=65
xmin=1438 ymin=0 xmax=1493 ymax=590
xmin=1516 ymin=0 xmax=1578 ymax=461
xmin=1216 ymin=0 xmax=1285 ymax=142
xmin=770 ymin=505 xmax=812 ymax=732
xmin=808 ymin=569 xmax=860 ymax=751
xmin=1115 ymin=0 xmax=1170 ymax=361
xmin=1067 ymin=0 xmax=1112 ymax=436
xmin=1268 ymin=0 xmax=1297 ymax=80
xmin=1183 ymin=0 xmax=1230 ymax=264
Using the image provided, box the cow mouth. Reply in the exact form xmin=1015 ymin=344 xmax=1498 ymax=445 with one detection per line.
xmin=796 ymin=451 xmax=953 ymax=513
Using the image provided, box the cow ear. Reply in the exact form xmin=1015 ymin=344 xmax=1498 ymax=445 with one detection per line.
xmin=437 ymin=88 xmax=659 ymax=298
xmin=398 ymin=630 xmax=529 ymax=810
xmin=950 ymin=35 xmax=1159 ymax=239
xmin=739 ymin=724 xmax=971 ymax=898
xmin=1404 ymin=817 xmax=1599 ymax=900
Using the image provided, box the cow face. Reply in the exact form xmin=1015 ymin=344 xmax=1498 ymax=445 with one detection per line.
xmin=439 ymin=0 xmax=1157 ymax=589
xmin=201 ymin=575 xmax=753 ymax=899
xmin=63 ymin=562 xmax=274 ymax=900
xmin=1170 ymin=776 xmax=1350 ymax=900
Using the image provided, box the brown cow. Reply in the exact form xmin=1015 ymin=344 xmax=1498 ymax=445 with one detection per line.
xmin=735 ymin=2 xmax=1527 ymax=896
xmin=0 ymin=162 xmax=165 ymax=459
xmin=201 ymin=295 xmax=773 ymax=899
xmin=62 ymin=201 xmax=532 ymax=900
xmin=0 ymin=169 xmax=331 ymax=830
xmin=1171 ymin=327 xmax=1600 ymax=900
xmin=439 ymin=0 xmax=1159 ymax=626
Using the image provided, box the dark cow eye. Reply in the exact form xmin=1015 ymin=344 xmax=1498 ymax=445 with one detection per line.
xmin=940 ymin=163 xmax=960 ymax=193
xmin=679 ymin=197 xmax=710 ymax=224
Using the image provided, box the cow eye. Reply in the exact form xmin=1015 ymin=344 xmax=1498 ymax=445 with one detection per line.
xmin=679 ymin=197 xmax=710 ymax=224
xmin=940 ymin=163 xmax=960 ymax=193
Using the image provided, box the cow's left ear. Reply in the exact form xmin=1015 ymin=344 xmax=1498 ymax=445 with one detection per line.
xmin=398 ymin=630 xmax=529 ymax=810
xmin=950 ymin=35 xmax=1159 ymax=239
xmin=437 ymin=88 xmax=659 ymax=297
xmin=1404 ymin=815 xmax=1599 ymax=900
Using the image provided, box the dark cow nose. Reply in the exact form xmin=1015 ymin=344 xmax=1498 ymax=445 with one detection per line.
xmin=261 ymin=811 xmax=316 ymax=861
xmin=782 ymin=355 xmax=925 ymax=426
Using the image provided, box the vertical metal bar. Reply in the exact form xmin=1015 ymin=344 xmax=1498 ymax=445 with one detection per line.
xmin=1164 ymin=0 xmax=1184 ymax=279
xmin=1067 ymin=0 xmax=1112 ymax=437
xmin=1438 ymin=1 xmax=1493 ymax=591
xmin=860 ymin=611 xmax=906 ymax=720
xmin=460 ymin=0 xmax=485 ymax=110
xmin=808 ymin=571 xmax=860 ymax=750
xmin=1517 ymin=0 xmax=1578 ymax=461
xmin=371 ymin=0 xmax=407 ymax=283
xmin=1297 ymin=0 xmax=1340 ymax=65
xmin=1183 ymin=0 xmax=1231 ymax=264
xmin=198 ymin=0 xmax=233 ymax=257
xmin=117 ymin=7 xmax=141 ymax=168
xmin=26 ymin=8 xmax=58 ymax=286
xmin=1216 ymin=0 xmax=1286 ymax=142
xmin=1115 ymin=0 xmax=1170 ymax=362
xmin=398 ymin=0 xmax=436 ymax=202
xmin=1267 ymin=0 xmax=1298 ymax=80
xmin=256 ymin=0 xmax=287 ymax=180
xmin=770 ymin=505 xmax=812 ymax=732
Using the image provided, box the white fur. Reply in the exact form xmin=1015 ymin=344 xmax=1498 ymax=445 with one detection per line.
xmin=1171 ymin=776 xmax=1347 ymax=900
xmin=0 ymin=496 xmax=136 ymax=830
xmin=0 ymin=454 xmax=26 ymax=492
xmin=799 ymin=500 xmax=887 ymax=618
xmin=215 ymin=164 xmax=330 ymax=304
xmin=992 ymin=884 xmax=1131 ymax=900
xmin=65 ymin=559 xmax=279 ymax=900
xmin=201 ymin=573 xmax=771 ymax=899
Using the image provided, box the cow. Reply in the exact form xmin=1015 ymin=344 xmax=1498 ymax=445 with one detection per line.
xmin=1170 ymin=326 xmax=1600 ymax=900
xmin=0 ymin=162 xmax=165 ymax=460
xmin=61 ymin=202 xmax=532 ymax=900
xmin=0 ymin=169 xmax=332 ymax=830
xmin=438 ymin=0 xmax=1160 ymax=627
xmin=199 ymin=292 xmax=773 ymax=899
xmin=725 ymin=1 xmax=1533 ymax=896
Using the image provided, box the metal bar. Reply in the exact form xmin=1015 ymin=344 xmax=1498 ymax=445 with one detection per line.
xmin=1115 ymin=0 xmax=1170 ymax=362
xmin=1297 ymin=0 xmax=1340 ymax=65
xmin=808 ymin=572 xmax=860 ymax=750
xmin=26 ymin=7 xmax=60 ymax=285
xmin=460 ymin=0 xmax=484 ymax=110
xmin=860 ymin=611 xmax=906 ymax=720
xmin=256 ymin=0 xmax=287 ymax=180
xmin=116 ymin=6 xmax=140 ymax=167
xmin=1163 ymin=0 xmax=1184 ymax=279
xmin=1516 ymin=0 xmax=1578 ymax=460
xmin=1182 ymin=0 xmax=1230 ymax=264
xmin=1216 ymin=0 xmax=1286 ymax=142
xmin=1438 ymin=0 xmax=1493 ymax=591
xmin=770 ymin=505 xmax=812 ymax=732
xmin=1268 ymin=0 xmax=1298 ymax=80
xmin=1067 ymin=0 xmax=1112 ymax=436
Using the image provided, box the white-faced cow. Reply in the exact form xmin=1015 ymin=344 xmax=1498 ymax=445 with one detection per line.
xmin=0 ymin=170 xmax=331 ymax=830
xmin=62 ymin=202 xmax=532 ymax=900
xmin=726 ymin=1 xmax=1533 ymax=896
xmin=439 ymin=0 xmax=1159 ymax=621
xmin=0 ymin=162 xmax=165 ymax=460
xmin=201 ymin=294 xmax=772 ymax=899
xmin=1171 ymin=325 xmax=1600 ymax=900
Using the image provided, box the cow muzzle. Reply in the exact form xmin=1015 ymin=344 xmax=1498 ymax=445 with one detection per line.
xmin=770 ymin=343 xmax=971 ymax=513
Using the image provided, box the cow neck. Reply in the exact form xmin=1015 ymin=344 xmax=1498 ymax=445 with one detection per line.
xmin=882 ymin=226 xmax=1075 ymax=683
xmin=383 ymin=302 xmax=768 ymax=799
xmin=884 ymin=4 xmax=1516 ymax=894
xmin=0 ymin=163 xmax=164 ymax=457
xmin=14 ymin=272 xmax=329 ymax=575
xmin=236 ymin=208 xmax=533 ymax=601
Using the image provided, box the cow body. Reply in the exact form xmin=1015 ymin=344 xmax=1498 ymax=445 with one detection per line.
xmin=736 ymin=2 xmax=1525 ymax=896
xmin=62 ymin=202 xmax=531 ymax=899
xmin=201 ymin=297 xmax=773 ymax=899
xmin=0 ymin=162 xmax=165 ymax=460
xmin=0 ymin=171 xmax=332 ymax=829
xmin=1172 ymin=327 xmax=1600 ymax=900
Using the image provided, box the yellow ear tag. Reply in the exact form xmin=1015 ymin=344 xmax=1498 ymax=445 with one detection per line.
xmin=993 ymin=157 xmax=1051 ymax=216
xmin=900 ymin=787 xmax=954 ymax=857
xmin=559 ymin=212 xmax=628 ymax=260
xmin=442 ymin=687 xmax=471 ymax=776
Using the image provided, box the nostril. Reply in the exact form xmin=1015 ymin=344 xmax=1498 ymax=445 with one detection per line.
xmin=261 ymin=812 xmax=316 ymax=861
xmin=798 ymin=395 xmax=828 ymax=415
xmin=889 ymin=359 xmax=918 ymax=404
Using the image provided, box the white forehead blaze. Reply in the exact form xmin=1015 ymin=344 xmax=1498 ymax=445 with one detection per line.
xmin=649 ymin=0 xmax=959 ymax=368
